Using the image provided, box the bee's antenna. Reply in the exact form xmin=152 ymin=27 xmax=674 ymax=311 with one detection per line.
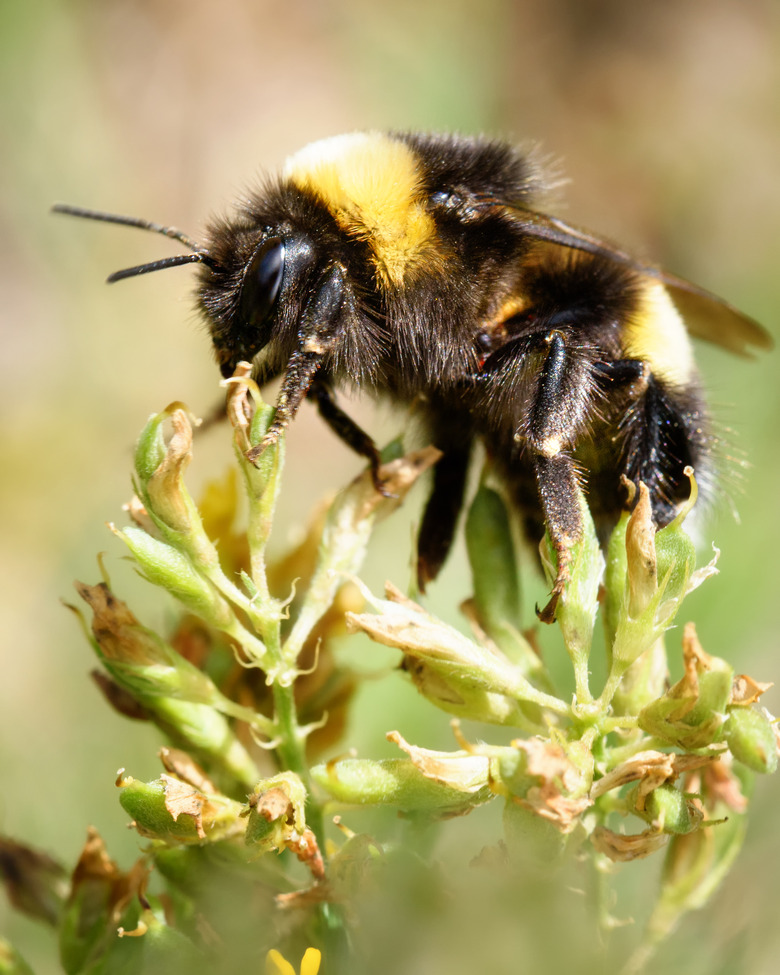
xmin=106 ymin=253 xmax=214 ymax=283
xmin=52 ymin=203 xmax=202 ymax=251
xmin=51 ymin=203 xmax=218 ymax=281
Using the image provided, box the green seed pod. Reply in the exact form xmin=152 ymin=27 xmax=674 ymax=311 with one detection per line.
xmin=725 ymin=707 xmax=779 ymax=774
xmin=134 ymin=406 xmax=202 ymax=537
xmin=115 ymin=528 xmax=235 ymax=629
xmin=638 ymin=625 xmax=733 ymax=749
xmin=134 ymin=409 xmax=168 ymax=482
xmin=635 ymin=784 xmax=702 ymax=835
xmin=243 ymin=772 xmax=308 ymax=852
xmin=402 ymin=655 xmax=539 ymax=728
xmin=655 ymin=517 xmax=696 ymax=584
xmin=118 ymin=775 xmax=244 ymax=845
xmin=603 ymin=511 xmax=630 ymax=644
xmin=311 ymin=756 xmax=491 ymax=817
xmin=638 ymin=697 xmax=724 ymax=750
xmin=684 ymin=668 xmax=733 ymax=728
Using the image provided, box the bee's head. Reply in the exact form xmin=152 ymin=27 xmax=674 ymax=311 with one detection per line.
xmin=51 ymin=201 xmax=334 ymax=381
xmin=196 ymin=216 xmax=323 ymax=379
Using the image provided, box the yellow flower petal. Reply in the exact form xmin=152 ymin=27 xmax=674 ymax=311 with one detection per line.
xmin=266 ymin=949 xmax=296 ymax=975
xmin=265 ymin=948 xmax=321 ymax=975
xmin=301 ymin=948 xmax=322 ymax=975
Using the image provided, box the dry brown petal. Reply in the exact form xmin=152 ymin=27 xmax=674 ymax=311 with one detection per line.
xmin=516 ymin=785 xmax=590 ymax=831
xmin=71 ymin=827 xmax=148 ymax=924
xmin=350 ymin=580 xmax=505 ymax=674
xmin=670 ymin=753 xmax=722 ymax=775
xmin=383 ymin=581 xmax=426 ymax=612
xmin=682 ymin=621 xmax=717 ymax=673
xmin=591 ymin=825 xmax=668 ymax=862
xmin=347 ymin=604 xmax=482 ymax=667
xmin=656 ymin=623 xmax=706 ymax=721
xmin=249 ymin=787 xmax=294 ymax=824
xmin=144 ymin=408 xmax=196 ymax=534
xmin=507 ymin=738 xmax=592 ymax=831
xmin=626 ymin=483 xmax=657 ymax=616
xmin=513 ymin=738 xmax=583 ymax=794
xmin=677 ymin=626 xmax=702 ymax=691
xmin=730 ymin=674 xmax=774 ymax=706
xmin=159 ymin=747 xmax=216 ymax=793
xmin=72 ymin=827 xmax=118 ymax=885
xmin=346 ymin=447 xmax=442 ymax=524
xmin=224 ymin=364 xmax=255 ymax=455
xmin=76 ymin=582 xmax=161 ymax=666
xmin=0 ymin=837 xmax=68 ymax=924
xmin=592 ymin=750 xmax=718 ymax=804
xmin=592 ymin=750 xmax=673 ymax=799
xmin=652 ymin=622 xmax=719 ymax=723
xmin=387 ymin=730 xmax=490 ymax=793
xmin=161 ymin=775 xmax=206 ymax=839
xmin=123 ymin=495 xmax=156 ymax=534
xmin=286 ymin=827 xmax=326 ymax=881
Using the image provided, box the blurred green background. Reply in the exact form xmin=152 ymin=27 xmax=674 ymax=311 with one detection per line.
xmin=1 ymin=0 xmax=779 ymax=972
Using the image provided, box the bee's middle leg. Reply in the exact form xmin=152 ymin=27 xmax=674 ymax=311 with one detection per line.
xmin=525 ymin=330 xmax=595 ymax=623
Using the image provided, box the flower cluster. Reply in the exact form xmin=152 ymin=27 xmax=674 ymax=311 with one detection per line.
xmin=1 ymin=370 xmax=776 ymax=974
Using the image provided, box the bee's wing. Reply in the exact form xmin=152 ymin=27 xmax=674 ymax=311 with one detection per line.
xmin=654 ymin=272 xmax=772 ymax=357
xmin=505 ymin=207 xmax=773 ymax=357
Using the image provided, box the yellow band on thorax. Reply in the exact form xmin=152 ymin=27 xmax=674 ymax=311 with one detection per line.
xmin=284 ymin=133 xmax=436 ymax=287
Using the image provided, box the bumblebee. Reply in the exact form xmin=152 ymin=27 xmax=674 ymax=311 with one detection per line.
xmin=54 ymin=131 xmax=771 ymax=621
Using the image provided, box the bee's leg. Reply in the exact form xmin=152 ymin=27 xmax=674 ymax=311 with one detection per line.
xmin=308 ymin=378 xmax=391 ymax=496
xmin=596 ymin=359 xmax=705 ymax=522
xmin=532 ymin=452 xmax=584 ymax=623
xmin=246 ymin=264 xmax=348 ymax=463
xmin=417 ymin=436 xmax=471 ymax=592
xmin=246 ymin=348 xmax=323 ymax=462
xmin=526 ymin=331 xmax=594 ymax=623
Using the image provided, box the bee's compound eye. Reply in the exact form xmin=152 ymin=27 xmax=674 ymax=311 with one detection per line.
xmin=240 ymin=236 xmax=285 ymax=327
